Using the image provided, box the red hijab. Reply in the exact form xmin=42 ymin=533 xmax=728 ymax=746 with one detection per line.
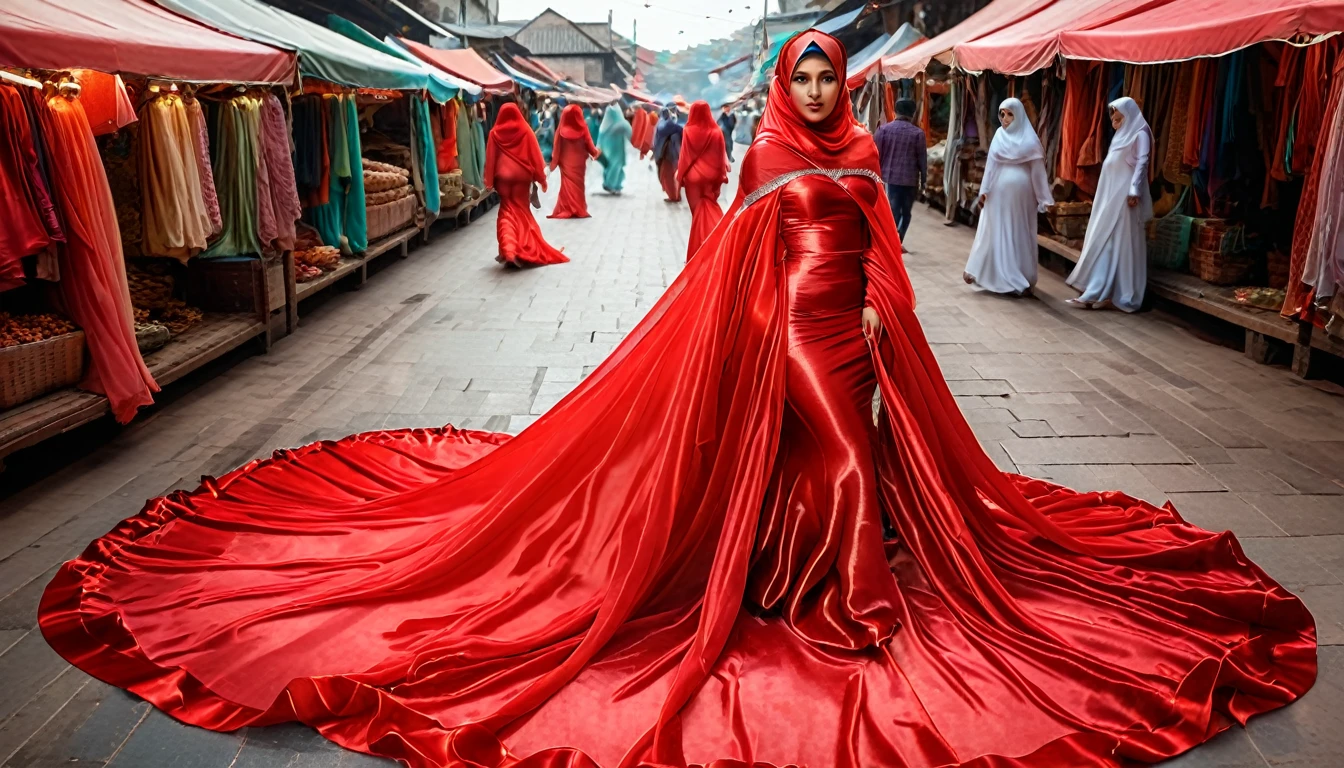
xmin=485 ymin=102 xmax=545 ymax=187
xmin=556 ymin=103 xmax=588 ymax=142
xmin=743 ymin=30 xmax=879 ymax=196
xmin=678 ymin=100 xmax=728 ymax=183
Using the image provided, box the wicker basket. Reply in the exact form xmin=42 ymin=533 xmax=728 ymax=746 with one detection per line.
xmin=1189 ymin=245 xmax=1254 ymax=285
xmin=366 ymin=194 xmax=417 ymax=242
xmin=1045 ymin=206 xmax=1090 ymax=239
xmin=0 ymin=331 xmax=86 ymax=409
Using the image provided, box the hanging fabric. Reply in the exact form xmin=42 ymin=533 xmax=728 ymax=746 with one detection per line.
xmin=308 ymin=94 xmax=367 ymax=254
xmin=456 ymin=99 xmax=481 ymax=190
xmin=257 ymin=92 xmax=301 ymax=252
xmin=410 ymin=95 xmax=441 ymax=217
xmin=139 ymin=93 xmax=211 ymax=261
xmin=35 ymin=88 xmax=157 ymax=422
xmin=204 ymin=94 xmax=262 ymax=258
xmin=185 ymin=96 xmax=222 ymax=236
xmin=75 ymin=70 xmax=138 ymax=137
xmin=437 ymin=99 xmax=460 ymax=174
xmin=0 ymin=83 xmax=55 ymax=290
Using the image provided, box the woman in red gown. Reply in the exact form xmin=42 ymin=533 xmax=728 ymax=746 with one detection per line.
xmin=41 ymin=32 xmax=1314 ymax=768
xmin=677 ymin=100 xmax=730 ymax=259
xmin=548 ymin=103 xmax=599 ymax=219
xmin=485 ymin=102 xmax=567 ymax=267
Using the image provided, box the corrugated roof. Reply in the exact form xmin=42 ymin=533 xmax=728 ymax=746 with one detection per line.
xmin=514 ymin=10 xmax=608 ymax=55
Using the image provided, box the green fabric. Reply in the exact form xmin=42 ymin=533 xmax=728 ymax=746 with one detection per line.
xmin=471 ymin=117 xmax=486 ymax=188
xmin=309 ymin=95 xmax=367 ymax=253
xmin=411 ymin=95 xmax=441 ymax=216
xmin=457 ymin=101 xmax=481 ymax=189
xmin=204 ymin=97 xmax=262 ymax=257
xmin=586 ymin=111 xmax=600 ymax=141
xmin=326 ymin=15 xmax=459 ymax=104
xmin=596 ymin=105 xmax=631 ymax=192
xmin=158 ymin=0 xmax=429 ymax=92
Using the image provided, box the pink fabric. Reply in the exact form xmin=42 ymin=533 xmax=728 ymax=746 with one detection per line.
xmin=258 ymin=93 xmax=299 ymax=252
xmin=186 ymin=98 xmax=221 ymax=236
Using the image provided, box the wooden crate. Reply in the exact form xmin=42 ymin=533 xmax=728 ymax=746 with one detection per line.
xmin=265 ymin=257 xmax=286 ymax=313
xmin=1189 ymin=245 xmax=1253 ymax=285
xmin=0 ymin=331 xmax=86 ymax=409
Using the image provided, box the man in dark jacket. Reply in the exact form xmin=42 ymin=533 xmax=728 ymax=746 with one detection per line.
xmin=717 ymin=104 xmax=738 ymax=162
xmin=873 ymin=98 xmax=927 ymax=242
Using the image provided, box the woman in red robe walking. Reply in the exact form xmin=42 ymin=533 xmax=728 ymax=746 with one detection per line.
xmin=628 ymin=106 xmax=648 ymax=157
xmin=40 ymin=31 xmax=1314 ymax=768
xmin=547 ymin=103 xmax=599 ymax=219
xmin=484 ymin=102 xmax=566 ymax=267
xmin=678 ymin=100 xmax=730 ymax=259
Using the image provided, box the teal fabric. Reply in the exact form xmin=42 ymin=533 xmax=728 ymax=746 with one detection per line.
xmin=412 ymin=95 xmax=441 ymax=216
xmin=586 ymin=110 xmax=600 ymax=141
xmin=596 ymin=105 xmax=631 ymax=192
xmin=158 ymin=0 xmax=429 ymax=91
xmin=471 ymin=117 xmax=486 ymax=190
xmin=456 ymin=101 xmax=482 ymax=189
xmin=309 ymin=95 xmax=368 ymax=253
xmin=325 ymin=15 xmax=460 ymax=103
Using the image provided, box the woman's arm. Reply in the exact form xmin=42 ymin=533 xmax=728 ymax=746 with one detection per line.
xmin=1031 ymin=157 xmax=1054 ymax=212
xmin=1129 ymin=131 xmax=1151 ymax=199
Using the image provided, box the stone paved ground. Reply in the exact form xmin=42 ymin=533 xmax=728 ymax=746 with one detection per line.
xmin=1 ymin=148 xmax=1341 ymax=767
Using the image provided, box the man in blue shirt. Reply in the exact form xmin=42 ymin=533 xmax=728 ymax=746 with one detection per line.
xmin=873 ymin=98 xmax=927 ymax=242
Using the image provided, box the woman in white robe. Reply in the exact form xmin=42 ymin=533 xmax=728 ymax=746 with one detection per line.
xmin=1066 ymin=97 xmax=1154 ymax=311
xmin=964 ymin=97 xmax=1053 ymax=295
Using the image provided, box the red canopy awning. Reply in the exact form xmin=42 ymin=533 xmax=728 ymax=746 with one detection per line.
xmin=1058 ymin=0 xmax=1344 ymax=64
xmin=953 ymin=0 xmax=1157 ymax=75
xmin=0 ymin=0 xmax=295 ymax=84
xmin=881 ymin=0 xmax=1054 ymax=79
xmin=398 ymin=38 xmax=513 ymax=91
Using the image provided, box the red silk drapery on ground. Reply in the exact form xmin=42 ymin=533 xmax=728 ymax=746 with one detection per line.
xmin=484 ymin=103 xmax=566 ymax=267
xmin=549 ymin=105 xmax=599 ymax=220
xmin=41 ymin=30 xmax=1314 ymax=768
xmin=678 ymin=101 xmax=729 ymax=260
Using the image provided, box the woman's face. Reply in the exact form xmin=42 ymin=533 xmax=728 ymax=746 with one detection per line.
xmin=1110 ymin=107 xmax=1123 ymax=130
xmin=789 ymin=53 xmax=840 ymax=124
xmin=999 ymin=108 xmax=1014 ymax=128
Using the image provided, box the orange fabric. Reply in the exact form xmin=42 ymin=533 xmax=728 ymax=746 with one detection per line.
xmin=1057 ymin=59 xmax=1103 ymax=195
xmin=437 ymin=101 xmax=459 ymax=174
xmin=1292 ymin=40 xmax=1339 ymax=175
xmin=74 ymin=70 xmax=137 ymax=137
xmin=642 ymin=111 xmax=658 ymax=157
xmin=0 ymin=84 xmax=52 ymax=289
xmin=1269 ymin=46 xmax=1304 ymax=183
xmin=1284 ymin=58 xmax=1344 ymax=319
xmin=36 ymin=93 xmax=157 ymax=423
xmin=1183 ymin=59 xmax=1213 ymax=170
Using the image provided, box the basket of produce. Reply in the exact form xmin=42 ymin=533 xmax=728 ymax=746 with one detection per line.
xmin=366 ymin=185 xmax=414 ymax=207
xmin=135 ymin=322 xmax=171 ymax=354
xmin=1232 ymin=287 xmax=1286 ymax=311
xmin=366 ymin=194 xmax=417 ymax=242
xmin=0 ymin=313 xmax=85 ymax=409
xmin=1189 ymin=245 xmax=1254 ymax=285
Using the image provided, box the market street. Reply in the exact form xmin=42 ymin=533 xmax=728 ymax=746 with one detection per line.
xmin=1 ymin=151 xmax=1342 ymax=767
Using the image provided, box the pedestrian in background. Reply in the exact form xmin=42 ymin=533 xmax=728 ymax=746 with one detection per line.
xmin=873 ymin=98 xmax=926 ymax=243
xmin=653 ymin=108 xmax=683 ymax=202
xmin=717 ymin=104 xmax=738 ymax=162
xmin=963 ymin=98 xmax=1053 ymax=295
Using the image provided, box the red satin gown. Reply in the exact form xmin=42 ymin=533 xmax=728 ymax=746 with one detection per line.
xmin=39 ymin=30 xmax=1314 ymax=768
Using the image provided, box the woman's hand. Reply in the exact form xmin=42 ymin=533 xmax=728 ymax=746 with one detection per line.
xmin=862 ymin=307 xmax=882 ymax=339
xmin=978 ymin=193 xmax=987 ymax=206
xmin=1127 ymin=195 xmax=1139 ymax=208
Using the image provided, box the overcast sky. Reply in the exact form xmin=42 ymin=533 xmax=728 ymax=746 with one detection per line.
xmin=498 ymin=0 xmax=780 ymax=52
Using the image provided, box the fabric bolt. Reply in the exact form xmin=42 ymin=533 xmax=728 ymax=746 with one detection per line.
xmin=966 ymin=99 xmax=1052 ymax=296
xmin=549 ymin=104 xmax=599 ymax=219
xmin=0 ymin=83 xmax=53 ymax=290
xmin=138 ymin=94 xmax=210 ymax=262
xmin=654 ymin=112 xmax=683 ymax=202
xmin=485 ymin=103 xmax=566 ymax=268
xmin=36 ymin=92 xmax=157 ymax=422
xmin=1068 ymin=97 xmax=1153 ymax=312
xmin=185 ymin=99 xmax=222 ymax=236
xmin=36 ymin=30 xmax=1315 ymax=768
xmin=205 ymin=96 xmax=263 ymax=258
xmin=678 ymin=101 xmax=730 ymax=259
xmin=596 ymin=105 xmax=632 ymax=193
xmin=16 ymin=85 xmax=65 ymax=262
xmin=257 ymin=93 xmax=301 ymax=252
xmin=291 ymin=96 xmax=329 ymax=206
xmin=308 ymin=94 xmax=367 ymax=254
xmin=873 ymin=117 xmax=926 ymax=187
xmin=254 ymin=106 xmax=277 ymax=253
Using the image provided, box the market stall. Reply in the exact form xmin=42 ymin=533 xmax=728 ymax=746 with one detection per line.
xmin=0 ymin=0 xmax=299 ymax=467
xmin=905 ymin=0 xmax=1344 ymax=376
xmin=156 ymin=0 xmax=452 ymax=316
